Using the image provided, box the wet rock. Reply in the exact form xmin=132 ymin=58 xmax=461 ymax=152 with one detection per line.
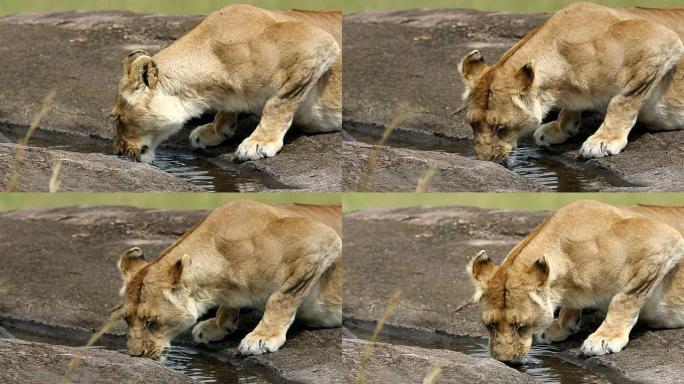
xmin=342 ymin=141 xmax=543 ymax=192
xmin=0 ymin=326 xmax=12 ymax=339
xmin=344 ymin=9 xmax=684 ymax=192
xmin=343 ymin=206 xmax=550 ymax=337
xmin=0 ymin=143 xmax=202 ymax=192
xmin=0 ymin=338 xmax=192 ymax=384
xmin=342 ymin=338 xmax=535 ymax=383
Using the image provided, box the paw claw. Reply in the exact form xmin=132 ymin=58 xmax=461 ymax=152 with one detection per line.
xmin=235 ymin=138 xmax=283 ymax=161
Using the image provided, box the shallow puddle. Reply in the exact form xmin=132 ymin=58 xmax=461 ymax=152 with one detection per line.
xmin=1 ymin=319 xmax=279 ymax=383
xmin=344 ymin=122 xmax=631 ymax=192
xmin=0 ymin=124 xmax=285 ymax=192
xmin=345 ymin=320 xmax=628 ymax=384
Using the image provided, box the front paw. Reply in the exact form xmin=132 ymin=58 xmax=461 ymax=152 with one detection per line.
xmin=535 ymin=318 xmax=581 ymax=345
xmin=190 ymin=124 xmax=226 ymax=149
xmin=579 ymin=134 xmax=627 ymax=158
xmin=238 ymin=331 xmax=286 ymax=356
xmin=192 ymin=318 xmax=235 ymax=344
xmin=235 ymin=137 xmax=283 ymax=161
xmin=581 ymin=331 xmax=629 ymax=356
xmin=534 ymin=121 xmax=575 ymax=147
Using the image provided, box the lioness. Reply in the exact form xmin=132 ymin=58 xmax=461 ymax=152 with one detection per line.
xmin=467 ymin=200 xmax=684 ymax=362
xmin=458 ymin=2 xmax=684 ymax=161
xmin=116 ymin=200 xmax=341 ymax=358
xmin=112 ymin=4 xmax=341 ymax=163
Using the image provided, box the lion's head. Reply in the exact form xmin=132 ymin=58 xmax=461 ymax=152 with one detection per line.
xmin=466 ymin=250 xmax=554 ymax=362
xmin=117 ymin=247 xmax=198 ymax=359
xmin=458 ymin=50 xmax=543 ymax=162
xmin=111 ymin=50 xmax=185 ymax=163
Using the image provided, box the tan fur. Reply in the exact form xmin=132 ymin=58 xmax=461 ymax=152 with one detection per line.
xmin=117 ymin=200 xmax=342 ymax=358
xmin=458 ymin=2 xmax=684 ymax=161
xmin=467 ymin=200 xmax=684 ymax=361
xmin=112 ymin=4 xmax=341 ymax=163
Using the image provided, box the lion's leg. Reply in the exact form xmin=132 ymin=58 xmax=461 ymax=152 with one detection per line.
xmin=535 ymin=308 xmax=582 ymax=345
xmin=191 ymin=306 xmax=240 ymax=344
xmin=581 ymin=231 xmax=684 ymax=356
xmin=189 ymin=111 xmax=238 ymax=149
xmin=534 ymin=110 xmax=581 ymax=147
xmin=238 ymin=230 xmax=341 ymax=356
xmin=296 ymin=259 xmax=342 ymax=328
xmin=580 ymin=20 xmax=683 ymax=158
xmin=235 ymin=24 xmax=339 ymax=161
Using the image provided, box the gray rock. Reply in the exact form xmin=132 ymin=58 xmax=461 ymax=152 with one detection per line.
xmin=342 ymin=338 xmax=536 ymax=383
xmin=214 ymin=132 xmax=343 ymax=192
xmin=342 ymin=141 xmax=543 ymax=192
xmin=246 ymin=328 xmax=344 ymax=383
xmin=0 ymin=143 xmax=202 ymax=192
xmin=0 ymin=207 xmax=207 ymax=333
xmin=0 ymin=11 xmax=202 ymax=139
xmin=0 ymin=338 xmax=192 ymax=384
xmin=343 ymin=9 xmax=547 ymax=139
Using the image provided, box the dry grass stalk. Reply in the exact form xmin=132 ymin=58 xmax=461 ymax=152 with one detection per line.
xmin=60 ymin=307 xmax=121 ymax=384
xmin=355 ymin=288 xmax=402 ymax=384
xmin=5 ymin=89 xmax=57 ymax=192
xmin=415 ymin=167 xmax=436 ymax=192
xmin=360 ymin=105 xmax=408 ymax=191
xmin=422 ymin=366 xmax=443 ymax=384
xmin=49 ymin=159 xmax=63 ymax=193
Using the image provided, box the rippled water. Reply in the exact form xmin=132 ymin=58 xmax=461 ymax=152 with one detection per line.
xmin=344 ymin=122 xmax=630 ymax=192
xmin=345 ymin=320 xmax=625 ymax=384
xmin=1 ymin=320 xmax=276 ymax=383
xmin=0 ymin=124 xmax=283 ymax=192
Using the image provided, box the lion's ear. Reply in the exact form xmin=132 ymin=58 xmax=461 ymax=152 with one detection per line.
xmin=467 ymin=250 xmax=496 ymax=289
xmin=516 ymin=61 xmax=535 ymax=90
xmin=123 ymin=50 xmax=158 ymax=89
xmin=118 ymin=247 xmax=148 ymax=281
xmin=459 ymin=50 xmax=489 ymax=91
xmin=528 ymin=257 xmax=549 ymax=286
xmin=169 ymin=254 xmax=192 ymax=290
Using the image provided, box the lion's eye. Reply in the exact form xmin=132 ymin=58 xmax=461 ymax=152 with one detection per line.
xmin=492 ymin=124 xmax=506 ymax=136
xmin=142 ymin=317 xmax=158 ymax=330
xmin=513 ymin=322 xmax=529 ymax=333
xmin=483 ymin=321 xmax=496 ymax=331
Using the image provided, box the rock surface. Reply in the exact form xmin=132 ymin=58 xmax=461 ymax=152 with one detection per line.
xmin=0 ymin=207 xmax=341 ymax=383
xmin=342 ymin=141 xmax=543 ymax=192
xmin=343 ymin=338 xmax=535 ymax=383
xmin=344 ymin=206 xmax=684 ymax=383
xmin=214 ymin=132 xmax=343 ymax=192
xmin=0 ymin=338 xmax=193 ymax=384
xmin=343 ymin=9 xmax=684 ymax=192
xmin=0 ymin=143 xmax=201 ymax=192
xmin=0 ymin=12 xmax=341 ymax=192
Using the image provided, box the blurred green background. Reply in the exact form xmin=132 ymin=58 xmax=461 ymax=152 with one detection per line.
xmin=0 ymin=193 xmax=340 ymax=211
xmin=1 ymin=0 xmax=683 ymax=14
xmin=343 ymin=193 xmax=684 ymax=212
